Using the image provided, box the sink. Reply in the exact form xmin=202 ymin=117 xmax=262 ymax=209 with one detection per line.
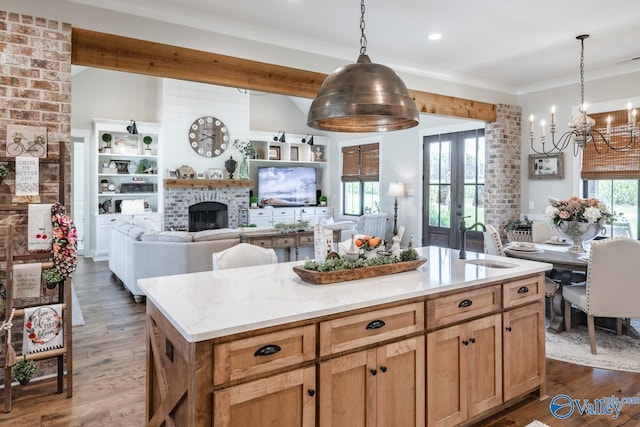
xmin=465 ymin=259 xmax=518 ymax=269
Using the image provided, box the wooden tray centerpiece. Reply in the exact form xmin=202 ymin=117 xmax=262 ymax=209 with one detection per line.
xmin=293 ymin=248 xmax=427 ymax=285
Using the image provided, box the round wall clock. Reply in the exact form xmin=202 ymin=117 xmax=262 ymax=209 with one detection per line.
xmin=188 ymin=116 xmax=230 ymax=158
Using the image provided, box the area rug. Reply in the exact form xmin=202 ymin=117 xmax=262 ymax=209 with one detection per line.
xmin=525 ymin=421 xmax=551 ymax=427
xmin=545 ymin=319 xmax=640 ymax=372
xmin=71 ymin=284 xmax=85 ymax=326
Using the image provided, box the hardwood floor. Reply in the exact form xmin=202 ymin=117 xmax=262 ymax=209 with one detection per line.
xmin=1 ymin=257 xmax=639 ymax=426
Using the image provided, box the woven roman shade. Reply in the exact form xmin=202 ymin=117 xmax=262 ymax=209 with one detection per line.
xmin=341 ymin=143 xmax=379 ymax=182
xmin=360 ymin=143 xmax=380 ymax=181
xmin=582 ymin=110 xmax=640 ymax=180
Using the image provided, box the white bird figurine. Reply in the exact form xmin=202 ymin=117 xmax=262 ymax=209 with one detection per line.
xmin=391 ymin=226 xmax=405 ymax=258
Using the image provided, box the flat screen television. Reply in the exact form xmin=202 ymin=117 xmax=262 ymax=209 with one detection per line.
xmin=257 ymin=166 xmax=317 ymax=206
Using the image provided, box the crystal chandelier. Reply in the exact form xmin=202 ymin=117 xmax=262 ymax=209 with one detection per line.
xmin=529 ymin=34 xmax=638 ymax=156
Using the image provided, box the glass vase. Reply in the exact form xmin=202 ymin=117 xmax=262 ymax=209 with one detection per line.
xmin=238 ymin=157 xmax=250 ymax=180
xmin=553 ymin=221 xmax=602 ymax=254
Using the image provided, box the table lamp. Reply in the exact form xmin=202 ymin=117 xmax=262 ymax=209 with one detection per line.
xmin=387 ymin=181 xmax=406 ymax=236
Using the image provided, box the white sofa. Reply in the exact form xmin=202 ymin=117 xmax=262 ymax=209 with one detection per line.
xmin=109 ymin=222 xmax=243 ymax=302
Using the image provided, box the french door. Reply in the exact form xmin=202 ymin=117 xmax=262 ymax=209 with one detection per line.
xmin=423 ymin=129 xmax=485 ymax=248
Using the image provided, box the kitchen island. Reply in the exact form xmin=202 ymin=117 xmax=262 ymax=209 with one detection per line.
xmin=139 ymin=246 xmax=551 ymax=427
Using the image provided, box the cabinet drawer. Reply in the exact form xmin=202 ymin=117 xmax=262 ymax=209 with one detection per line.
xmin=250 ymin=210 xmax=271 ymax=218
xmin=274 ymin=235 xmax=296 ymax=247
xmin=274 ymin=209 xmax=293 ymax=217
xmin=298 ymin=234 xmax=314 ymax=246
xmin=426 ymin=285 xmax=501 ymax=329
xmin=214 ymin=325 xmax=316 ymax=385
xmin=319 ymin=302 xmax=424 ymax=356
xmin=502 ymin=275 xmax=544 ymax=308
xmin=249 ymin=237 xmax=273 ymax=248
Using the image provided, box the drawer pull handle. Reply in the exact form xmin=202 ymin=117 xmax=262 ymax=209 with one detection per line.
xmin=462 ymin=340 xmax=469 ymax=346
xmin=254 ymin=344 xmax=282 ymax=357
xmin=517 ymin=286 xmax=529 ymax=294
xmin=506 ymin=326 xmax=512 ymax=332
xmin=469 ymin=337 xmax=476 ymax=344
xmin=370 ymin=369 xmax=377 ymax=376
xmin=307 ymin=389 xmax=316 ymax=397
xmin=365 ymin=320 xmax=386 ymax=330
xmin=380 ymin=366 xmax=387 ymax=373
xmin=458 ymin=299 xmax=473 ymax=308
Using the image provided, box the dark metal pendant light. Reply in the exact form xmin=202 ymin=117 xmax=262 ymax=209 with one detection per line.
xmin=307 ymin=0 xmax=419 ymax=132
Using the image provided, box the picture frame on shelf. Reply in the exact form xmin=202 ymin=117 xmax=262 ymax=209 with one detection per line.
xmin=113 ymin=134 xmax=141 ymax=155
xmin=208 ymin=168 xmax=224 ymax=179
xmin=529 ymin=153 xmax=564 ymax=180
xmin=269 ymin=146 xmax=281 ymax=160
xmin=196 ymin=171 xmax=206 ymax=179
xmin=290 ymin=146 xmax=299 ymax=161
xmin=311 ymin=145 xmax=325 ymax=162
xmin=167 ymin=169 xmax=178 ymax=178
xmin=113 ymin=160 xmax=131 ymax=174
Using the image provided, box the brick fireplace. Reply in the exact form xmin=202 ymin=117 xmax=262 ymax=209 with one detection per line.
xmin=164 ymin=186 xmax=250 ymax=231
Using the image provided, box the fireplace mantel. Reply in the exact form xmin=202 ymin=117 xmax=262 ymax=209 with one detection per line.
xmin=164 ymin=179 xmax=254 ymax=189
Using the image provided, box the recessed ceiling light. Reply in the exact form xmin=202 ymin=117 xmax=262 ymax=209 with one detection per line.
xmin=427 ymin=33 xmax=442 ymax=41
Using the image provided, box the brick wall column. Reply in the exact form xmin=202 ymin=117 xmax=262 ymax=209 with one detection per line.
xmin=484 ymin=104 xmax=522 ymax=235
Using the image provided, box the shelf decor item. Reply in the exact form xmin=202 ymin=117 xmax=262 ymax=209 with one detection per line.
xmin=143 ymin=135 xmax=153 ymax=153
xmin=188 ymin=116 xmax=229 ymax=158
xmin=12 ymin=357 xmax=37 ymax=386
xmin=225 ymin=156 xmax=237 ymax=179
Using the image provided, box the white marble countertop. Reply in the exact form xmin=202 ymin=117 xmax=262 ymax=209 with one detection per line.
xmin=138 ymin=246 xmax=552 ymax=343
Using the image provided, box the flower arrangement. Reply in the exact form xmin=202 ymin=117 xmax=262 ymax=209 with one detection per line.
xmin=51 ymin=203 xmax=78 ymax=277
xmin=545 ymin=196 xmax=615 ymax=226
xmin=233 ymin=139 xmax=255 ymax=159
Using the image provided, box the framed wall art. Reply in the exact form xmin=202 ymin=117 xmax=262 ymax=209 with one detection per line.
xmin=6 ymin=124 xmax=47 ymax=158
xmin=529 ymin=153 xmax=564 ymax=180
xmin=269 ymin=146 xmax=281 ymax=160
xmin=290 ymin=146 xmax=299 ymax=161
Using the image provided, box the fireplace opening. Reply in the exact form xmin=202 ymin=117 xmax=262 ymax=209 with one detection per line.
xmin=189 ymin=202 xmax=228 ymax=232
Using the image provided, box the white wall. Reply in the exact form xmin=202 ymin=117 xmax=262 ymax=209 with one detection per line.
xmin=518 ymin=70 xmax=640 ymax=220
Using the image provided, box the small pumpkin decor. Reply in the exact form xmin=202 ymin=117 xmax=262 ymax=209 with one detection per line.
xmin=12 ymin=357 xmax=37 ymax=386
xmin=354 ymin=235 xmax=383 ymax=259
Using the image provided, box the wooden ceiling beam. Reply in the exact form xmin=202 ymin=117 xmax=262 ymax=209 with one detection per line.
xmin=71 ymin=28 xmax=496 ymax=123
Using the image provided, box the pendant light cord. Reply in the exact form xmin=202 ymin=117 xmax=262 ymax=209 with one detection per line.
xmin=359 ymin=0 xmax=367 ymax=55
xmin=579 ymin=35 xmax=586 ymax=110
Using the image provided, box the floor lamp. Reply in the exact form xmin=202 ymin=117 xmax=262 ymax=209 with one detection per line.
xmin=387 ymin=182 xmax=406 ymax=236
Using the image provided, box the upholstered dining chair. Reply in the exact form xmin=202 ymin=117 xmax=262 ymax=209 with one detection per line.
xmin=483 ymin=224 xmax=559 ymax=322
xmin=212 ymin=243 xmax=278 ymax=270
xmin=563 ymin=237 xmax=640 ymax=354
xmin=483 ymin=224 xmax=505 ymax=256
xmin=531 ymin=221 xmax=555 ymax=243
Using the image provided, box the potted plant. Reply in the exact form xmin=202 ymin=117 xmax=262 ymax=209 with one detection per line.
xmin=0 ymin=164 xmax=8 ymax=184
xmin=143 ymin=136 xmax=153 ymax=153
xmin=43 ymin=267 xmax=64 ymax=289
xmin=250 ymin=196 xmax=258 ymax=208
xmin=12 ymin=357 xmax=37 ymax=386
xmin=319 ymin=195 xmax=328 ymax=206
xmin=101 ymin=133 xmax=112 ymax=153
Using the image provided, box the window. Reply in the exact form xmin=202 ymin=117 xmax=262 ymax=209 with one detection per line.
xmin=583 ymin=180 xmax=638 ymax=239
xmin=342 ymin=143 xmax=380 ymax=216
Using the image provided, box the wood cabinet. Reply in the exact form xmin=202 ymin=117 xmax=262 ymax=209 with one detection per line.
xmin=319 ymin=336 xmax=425 ymax=427
xmin=503 ymin=301 xmax=546 ymax=401
xmin=213 ymin=367 xmax=316 ymax=427
xmin=426 ymin=314 xmax=502 ymax=427
xmin=145 ymin=271 xmax=547 ymax=427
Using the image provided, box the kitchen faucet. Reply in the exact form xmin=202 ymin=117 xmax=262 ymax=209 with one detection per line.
xmin=459 ymin=215 xmax=486 ymax=259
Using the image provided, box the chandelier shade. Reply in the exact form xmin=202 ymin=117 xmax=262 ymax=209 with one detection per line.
xmin=307 ymin=0 xmax=419 ymax=132
xmin=529 ymin=34 xmax=638 ymax=156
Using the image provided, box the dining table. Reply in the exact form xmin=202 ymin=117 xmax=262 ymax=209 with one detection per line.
xmin=505 ymin=239 xmax=640 ymax=337
xmin=504 ymin=240 xmax=588 ymax=333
